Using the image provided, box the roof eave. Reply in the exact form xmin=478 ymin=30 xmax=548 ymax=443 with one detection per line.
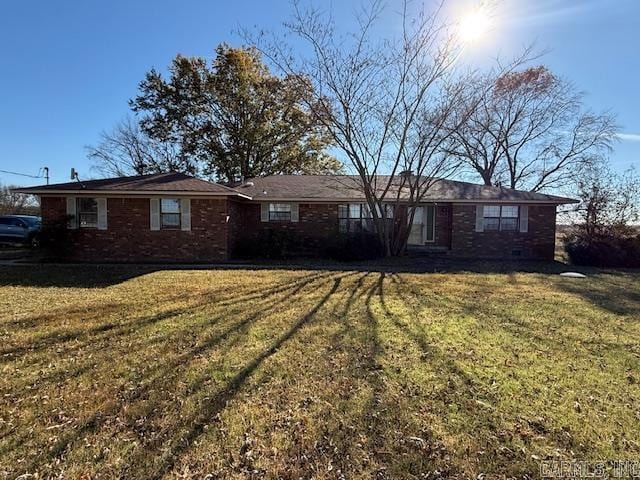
xmin=11 ymin=188 xmax=252 ymax=200
xmin=248 ymin=196 xmax=579 ymax=204
xmin=12 ymin=188 xmax=578 ymax=204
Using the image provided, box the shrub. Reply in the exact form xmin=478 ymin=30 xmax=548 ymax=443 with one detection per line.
xmin=565 ymin=230 xmax=640 ymax=268
xmin=37 ymin=217 xmax=76 ymax=259
xmin=324 ymin=232 xmax=384 ymax=262
xmin=234 ymin=229 xmax=301 ymax=259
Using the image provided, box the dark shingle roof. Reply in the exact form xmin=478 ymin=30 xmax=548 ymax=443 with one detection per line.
xmin=15 ymin=172 xmax=578 ymax=204
xmin=14 ymin=172 xmax=244 ymax=196
xmin=235 ymin=175 xmax=578 ymax=204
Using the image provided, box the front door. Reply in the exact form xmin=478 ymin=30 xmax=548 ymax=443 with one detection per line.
xmin=408 ymin=206 xmax=424 ymax=245
xmin=407 ymin=205 xmax=435 ymax=245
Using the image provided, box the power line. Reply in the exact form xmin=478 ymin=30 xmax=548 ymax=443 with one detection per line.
xmin=0 ymin=169 xmax=43 ymax=179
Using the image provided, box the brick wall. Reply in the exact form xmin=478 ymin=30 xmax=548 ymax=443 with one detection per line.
xmin=40 ymin=196 xmax=229 ymax=262
xmin=450 ymin=204 xmax=557 ymax=260
xmin=230 ymin=201 xmax=339 ymax=256
xmin=231 ymin=202 xmax=453 ymax=256
xmin=433 ymin=204 xmax=452 ymax=248
xmin=40 ymin=196 xmax=558 ymax=262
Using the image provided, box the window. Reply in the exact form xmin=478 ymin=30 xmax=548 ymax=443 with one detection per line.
xmin=338 ymin=203 xmax=381 ymax=233
xmin=268 ymin=203 xmax=291 ymax=221
xmin=160 ymin=198 xmax=181 ymax=229
xmin=0 ymin=218 xmax=25 ymax=227
xmin=500 ymin=206 xmax=519 ymax=231
xmin=384 ymin=204 xmax=395 ymax=219
xmin=77 ymin=198 xmax=98 ymax=228
xmin=483 ymin=205 xmax=519 ymax=231
xmin=424 ymin=205 xmax=435 ymax=242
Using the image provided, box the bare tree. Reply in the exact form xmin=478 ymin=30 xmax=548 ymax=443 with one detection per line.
xmin=571 ymin=162 xmax=639 ymax=236
xmin=0 ymin=184 xmax=39 ymax=215
xmin=446 ymin=66 xmax=617 ymax=191
xmin=86 ymin=117 xmax=194 ymax=177
xmin=246 ymin=0 xmax=483 ymax=255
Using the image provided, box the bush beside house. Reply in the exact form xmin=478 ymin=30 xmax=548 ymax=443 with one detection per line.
xmin=565 ymin=227 xmax=640 ymax=268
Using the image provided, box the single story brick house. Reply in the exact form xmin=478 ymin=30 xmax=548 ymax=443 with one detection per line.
xmin=15 ymin=172 xmax=577 ymax=262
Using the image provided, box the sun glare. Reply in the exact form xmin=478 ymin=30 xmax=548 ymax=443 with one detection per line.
xmin=458 ymin=8 xmax=491 ymax=43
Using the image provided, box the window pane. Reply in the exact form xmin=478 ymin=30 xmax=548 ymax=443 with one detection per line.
xmin=79 ymin=213 xmax=98 ymax=228
xmin=269 ymin=203 xmax=291 ymax=213
xmin=161 ymin=198 xmax=180 ymax=214
xmin=408 ymin=206 xmax=423 ymax=225
xmin=361 ymin=205 xmax=373 ymax=218
xmin=501 ymin=206 xmax=519 ymax=218
xmin=349 ymin=204 xmax=361 ymax=219
xmin=361 ymin=218 xmax=374 ymax=232
xmin=78 ymin=197 xmax=98 ymax=213
xmin=483 ymin=205 xmax=500 ymax=218
xmin=161 ymin=213 xmax=180 ymax=228
xmin=425 ymin=206 xmax=435 ymax=242
xmin=269 ymin=211 xmax=291 ymax=221
xmin=348 ymin=219 xmax=361 ymax=232
xmin=339 ymin=219 xmax=348 ymax=233
xmin=338 ymin=205 xmax=348 ymax=219
xmin=77 ymin=198 xmax=98 ymax=228
xmin=500 ymin=218 xmax=518 ymax=231
xmin=483 ymin=218 xmax=500 ymax=231
xmin=383 ymin=204 xmax=394 ymax=219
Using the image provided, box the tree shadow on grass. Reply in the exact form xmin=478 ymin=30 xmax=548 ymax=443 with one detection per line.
xmin=382 ymin=273 xmax=548 ymax=477
xmin=0 ymin=258 xmax=610 ymax=289
xmin=387 ymin=273 xmax=609 ymax=471
xmin=2 ymin=271 xmax=339 ymax=410
xmin=1 ymin=270 xmax=336 ymax=361
xmin=6 ymin=272 xmax=349 ymax=476
xmin=0 ymin=264 xmax=162 ymax=288
xmin=552 ymin=274 xmax=640 ymax=316
xmin=116 ymin=277 xmax=344 ymax=479
xmin=360 ymin=275 xmax=393 ymax=477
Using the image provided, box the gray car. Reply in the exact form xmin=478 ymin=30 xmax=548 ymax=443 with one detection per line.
xmin=0 ymin=215 xmax=41 ymax=246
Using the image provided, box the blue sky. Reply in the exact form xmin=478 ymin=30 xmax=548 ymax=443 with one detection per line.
xmin=1 ymin=0 xmax=638 ymax=187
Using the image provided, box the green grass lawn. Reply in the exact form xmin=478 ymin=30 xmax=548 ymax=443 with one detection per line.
xmin=0 ymin=265 xmax=638 ymax=479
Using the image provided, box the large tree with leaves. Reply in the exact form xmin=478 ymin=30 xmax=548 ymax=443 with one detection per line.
xmin=130 ymin=44 xmax=340 ymax=183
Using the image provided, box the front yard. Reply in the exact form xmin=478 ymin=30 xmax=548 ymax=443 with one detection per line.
xmin=0 ymin=265 xmax=638 ymax=478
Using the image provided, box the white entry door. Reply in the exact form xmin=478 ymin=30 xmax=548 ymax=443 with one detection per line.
xmin=408 ymin=205 xmax=435 ymax=245
xmin=408 ymin=206 xmax=424 ymax=245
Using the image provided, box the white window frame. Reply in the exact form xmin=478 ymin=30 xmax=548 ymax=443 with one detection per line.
xmin=483 ymin=205 xmax=520 ymax=232
xmin=77 ymin=197 xmax=98 ymax=229
xmin=160 ymin=198 xmax=181 ymax=230
xmin=268 ymin=203 xmax=292 ymax=222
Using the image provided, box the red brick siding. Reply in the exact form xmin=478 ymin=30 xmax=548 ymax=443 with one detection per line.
xmin=40 ymin=196 xmax=558 ymax=261
xmin=40 ymin=196 xmax=229 ymax=262
xmin=433 ymin=204 xmax=451 ymax=248
xmin=450 ymin=204 xmax=556 ymax=260
xmin=231 ymin=202 xmax=339 ymax=256
xmin=226 ymin=199 xmax=242 ymax=255
xmin=231 ymin=202 xmax=453 ymax=254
